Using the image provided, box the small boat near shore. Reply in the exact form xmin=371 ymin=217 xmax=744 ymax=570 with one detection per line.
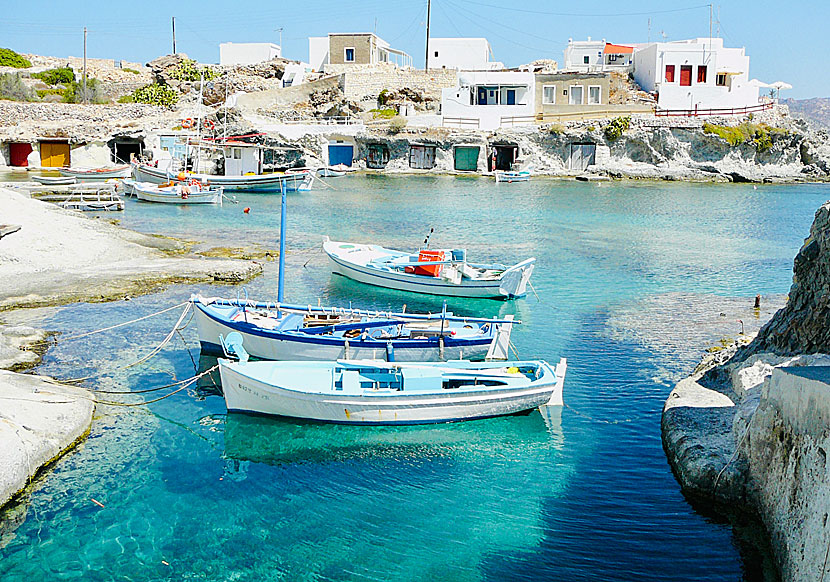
xmin=132 ymin=181 xmax=223 ymax=204
xmin=495 ymin=170 xmax=531 ymax=183
xmin=323 ymin=237 xmax=535 ymax=299
xmin=59 ymin=165 xmax=131 ymax=181
xmin=32 ymin=175 xmax=76 ymax=186
xmin=191 ymin=294 xmax=515 ymax=362
xmin=131 ymin=162 xmax=312 ymax=193
xmin=217 ymin=333 xmax=566 ymax=424
xmin=317 ymin=164 xmax=353 ymax=177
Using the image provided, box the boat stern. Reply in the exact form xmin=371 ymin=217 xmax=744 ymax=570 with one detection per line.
xmin=541 ymin=358 xmax=567 ymax=407
xmin=499 ymin=258 xmax=536 ymax=298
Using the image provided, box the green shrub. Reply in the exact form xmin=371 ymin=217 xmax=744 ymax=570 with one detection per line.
xmin=388 ymin=116 xmax=407 ymax=134
xmin=129 ymin=83 xmax=178 ymax=107
xmin=62 ymin=78 xmax=108 ymax=103
xmin=170 ymin=59 xmax=217 ymax=82
xmin=703 ymin=122 xmax=788 ymax=153
xmin=378 ymin=89 xmax=389 ymax=106
xmin=32 ymin=67 xmax=75 ymax=86
xmin=0 ymin=73 xmax=37 ymax=101
xmin=36 ymin=88 xmax=64 ymax=98
xmin=117 ymin=94 xmax=134 ymax=103
xmin=0 ymin=48 xmax=31 ymax=68
xmin=122 ymin=68 xmax=140 ymax=74
xmin=548 ymin=123 xmax=565 ymax=135
xmin=370 ymin=107 xmax=397 ymax=119
xmin=604 ymin=116 xmax=630 ymax=141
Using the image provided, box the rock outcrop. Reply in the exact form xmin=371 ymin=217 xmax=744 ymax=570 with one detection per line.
xmin=663 ymin=200 xmax=830 ymax=580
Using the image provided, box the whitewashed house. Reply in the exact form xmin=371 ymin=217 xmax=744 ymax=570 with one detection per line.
xmin=632 ymin=37 xmax=759 ymax=111
xmin=219 ymin=42 xmax=281 ymax=66
xmin=426 ymin=38 xmax=503 ymax=70
xmin=563 ymin=38 xmax=634 ymax=72
xmin=441 ymin=71 xmax=536 ymax=130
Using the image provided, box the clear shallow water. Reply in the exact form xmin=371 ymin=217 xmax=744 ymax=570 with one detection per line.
xmin=2 ymin=176 xmax=829 ymax=581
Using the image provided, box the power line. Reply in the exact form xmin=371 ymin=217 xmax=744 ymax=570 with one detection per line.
xmin=450 ymin=1 xmax=712 ymax=18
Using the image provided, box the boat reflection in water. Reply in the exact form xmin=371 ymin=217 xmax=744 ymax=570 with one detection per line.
xmin=222 ymin=405 xmax=563 ymax=467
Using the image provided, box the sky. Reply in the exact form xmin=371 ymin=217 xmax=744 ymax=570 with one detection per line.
xmin=1 ymin=0 xmax=826 ymax=99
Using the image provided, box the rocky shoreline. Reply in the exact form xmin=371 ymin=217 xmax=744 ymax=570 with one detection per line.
xmin=663 ymin=200 xmax=830 ymax=579
xmin=0 ymin=185 xmax=262 ymax=511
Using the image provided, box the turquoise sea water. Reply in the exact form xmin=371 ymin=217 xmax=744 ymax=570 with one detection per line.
xmin=2 ymin=175 xmax=829 ymax=581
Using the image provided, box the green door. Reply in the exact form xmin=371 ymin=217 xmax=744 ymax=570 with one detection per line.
xmin=454 ymin=146 xmax=479 ymax=171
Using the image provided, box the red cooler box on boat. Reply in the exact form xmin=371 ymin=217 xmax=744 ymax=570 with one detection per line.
xmin=414 ymin=250 xmax=445 ymax=277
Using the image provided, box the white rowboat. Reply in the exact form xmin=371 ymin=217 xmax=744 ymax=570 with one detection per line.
xmin=133 ymin=181 xmax=223 ymax=204
xmin=59 ymin=165 xmax=131 ymax=180
xmin=131 ymin=162 xmax=312 ymax=192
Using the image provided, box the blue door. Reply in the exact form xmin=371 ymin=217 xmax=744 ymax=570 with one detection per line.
xmin=328 ymin=144 xmax=354 ymax=167
xmin=477 ymin=88 xmax=487 ymax=105
xmin=506 ymin=89 xmax=516 ymax=105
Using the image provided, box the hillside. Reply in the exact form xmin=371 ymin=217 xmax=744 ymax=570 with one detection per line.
xmin=782 ymin=97 xmax=830 ymax=129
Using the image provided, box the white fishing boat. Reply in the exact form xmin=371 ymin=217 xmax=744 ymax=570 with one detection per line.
xmin=59 ymin=165 xmax=131 ymax=181
xmin=131 ymin=161 xmax=313 ymax=192
xmin=57 ymin=196 xmax=123 ymax=212
xmin=133 ymin=181 xmax=223 ymax=205
xmin=323 ymin=237 xmax=535 ymax=300
xmin=218 ymin=333 xmax=567 ymax=424
xmin=191 ymin=294 xmax=515 ymax=362
xmin=32 ymin=175 xmax=76 ymax=185
xmin=317 ymin=167 xmax=346 ymax=177
xmin=495 ymin=170 xmax=531 ymax=183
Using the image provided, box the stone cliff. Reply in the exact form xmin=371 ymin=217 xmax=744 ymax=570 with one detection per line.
xmin=663 ymin=200 xmax=830 ymax=580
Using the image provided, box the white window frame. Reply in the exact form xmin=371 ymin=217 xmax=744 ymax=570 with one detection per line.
xmin=542 ymin=85 xmax=556 ymax=105
xmin=569 ymin=85 xmax=584 ymax=105
xmin=344 ymin=47 xmax=355 ymax=62
xmin=588 ymin=85 xmax=601 ymax=105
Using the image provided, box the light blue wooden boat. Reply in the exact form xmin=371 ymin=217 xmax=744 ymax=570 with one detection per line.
xmin=495 ymin=170 xmax=531 ymax=183
xmin=217 ymin=333 xmax=566 ymax=424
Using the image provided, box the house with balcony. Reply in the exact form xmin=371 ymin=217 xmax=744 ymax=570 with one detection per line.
xmin=563 ymin=38 xmax=634 ymax=72
xmin=534 ymin=72 xmax=611 ymax=119
xmin=441 ymin=71 xmax=536 ymax=130
xmin=632 ymin=37 xmax=759 ymax=111
xmin=308 ymin=33 xmax=412 ymax=71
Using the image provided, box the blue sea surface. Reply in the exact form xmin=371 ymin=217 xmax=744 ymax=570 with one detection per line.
xmin=1 ymin=176 xmax=828 ymax=581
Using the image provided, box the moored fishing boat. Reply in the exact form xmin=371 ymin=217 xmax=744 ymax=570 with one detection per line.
xmin=217 ymin=333 xmax=567 ymax=424
xmin=32 ymin=175 xmax=76 ymax=185
xmin=59 ymin=165 xmax=131 ymax=180
xmin=131 ymin=161 xmax=312 ymax=192
xmin=323 ymin=237 xmax=535 ymax=299
xmin=133 ymin=180 xmax=223 ymax=204
xmin=317 ymin=167 xmax=346 ymax=177
xmin=191 ymin=294 xmax=516 ymax=362
xmin=495 ymin=170 xmax=531 ymax=183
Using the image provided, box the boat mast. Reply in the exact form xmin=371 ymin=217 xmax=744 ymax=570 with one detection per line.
xmin=277 ymin=178 xmax=287 ymax=303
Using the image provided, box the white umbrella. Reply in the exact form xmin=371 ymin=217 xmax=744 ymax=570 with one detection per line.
xmin=748 ymin=78 xmax=773 ymax=88
xmin=769 ymin=81 xmax=792 ymax=100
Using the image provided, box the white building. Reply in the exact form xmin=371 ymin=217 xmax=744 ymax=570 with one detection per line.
xmin=563 ymin=38 xmax=634 ymax=72
xmin=632 ymin=37 xmax=759 ymax=111
xmin=426 ymin=38 xmax=503 ymax=70
xmin=219 ymin=42 xmax=281 ymax=66
xmin=441 ymin=71 xmax=536 ymax=131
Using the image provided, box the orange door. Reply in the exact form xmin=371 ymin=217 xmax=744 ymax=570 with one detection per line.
xmin=680 ymin=65 xmax=692 ymax=87
xmin=40 ymin=142 xmax=70 ymax=167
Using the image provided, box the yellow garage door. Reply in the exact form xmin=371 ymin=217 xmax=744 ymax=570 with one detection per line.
xmin=40 ymin=141 xmax=70 ymax=167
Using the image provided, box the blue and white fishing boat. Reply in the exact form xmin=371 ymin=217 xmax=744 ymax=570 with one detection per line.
xmin=59 ymin=165 xmax=131 ymax=181
xmin=323 ymin=237 xmax=535 ymax=299
xmin=191 ymin=294 xmax=515 ymax=362
xmin=132 ymin=181 xmax=223 ymax=205
xmin=495 ymin=170 xmax=531 ymax=183
xmin=131 ymin=161 xmax=312 ymax=193
xmin=217 ymin=333 xmax=566 ymax=424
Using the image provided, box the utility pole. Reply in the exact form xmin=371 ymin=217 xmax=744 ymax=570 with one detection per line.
xmin=82 ymin=27 xmax=87 ymax=104
xmin=709 ymin=4 xmax=713 ymax=55
xmin=424 ymin=0 xmax=432 ymax=70
xmin=277 ymin=27 xmax=283 ymax=53
xmin=172 ymin=17 xmax=176 ymax=54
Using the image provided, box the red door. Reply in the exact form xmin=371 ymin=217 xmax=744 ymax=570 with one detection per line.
xmin=9 ymin=143 xmax=33 ymax=167
xmin=680 ymin=65 xmax=692 ymax=87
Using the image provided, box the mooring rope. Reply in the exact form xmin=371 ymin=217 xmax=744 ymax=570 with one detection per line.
xmin=92 ymin=365 xmax=219 ymax=407
xmin=61 ymin=302 xmax=193 ymax=383
xmin=712 ymin=405 xmax=758 ymax=498
xmin=25 ymin=301 xmax=190 ymax=347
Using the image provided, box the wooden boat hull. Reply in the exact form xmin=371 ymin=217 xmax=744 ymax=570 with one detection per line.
xmin=323 ymin=239 xmax=535 ymax=299
xmin=59 ymin=166 xmax=131 ymax=180
xmin=192 ymin=300 xmax=504 ymax=362
xmin=218 ymin=359 xmax=566 ymax=425
xmin=317 ymin=168 xmax=346 ymax=177
xmin=495 ymin=171 xmax=531 ymax=183
xmin=132 ymin=162 xmax=312 ymax=192
xmin=133 ymin=183 xmax=222 ymax=204
xmin=32 ymin=175 xmax=76 ymax=185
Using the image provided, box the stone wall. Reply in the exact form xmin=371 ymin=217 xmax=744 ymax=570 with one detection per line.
xmin=324 ymin=64 xmax=457 ymax=106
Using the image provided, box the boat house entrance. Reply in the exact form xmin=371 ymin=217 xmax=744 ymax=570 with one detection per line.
xmin=328 ymin=141 xmax=354 ymax=167
xmin=489 ymin=143 xmax=518 ymax=171
xmin=568 ymin=143 xmax=596 ymax=171
xmin=108 ymin=137 xmax=144 ymax=164
xmin=454 ymin=145 xmax=479 ymax=171
xmin=409 ymin=144 xmax=436 ymax=170
xmin=8 ymin=142 xmax=33 ymax=167
xmin=366 ymin=143 xmax=389 ymax=169
xmin=39 ymin=140 xmax=70 ymax=167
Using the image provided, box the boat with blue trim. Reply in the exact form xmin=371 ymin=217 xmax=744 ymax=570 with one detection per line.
xmin=191 ymin=294 xmax=515 ymax=362
xmin=323 ymin=237 xmax=535 ymax=299
xmin=217 ymin=333 xmax=566 ymax=424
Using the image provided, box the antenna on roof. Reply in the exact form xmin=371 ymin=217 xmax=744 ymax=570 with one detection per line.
xmin=423 ymin=227 xmax=434 ymax=249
